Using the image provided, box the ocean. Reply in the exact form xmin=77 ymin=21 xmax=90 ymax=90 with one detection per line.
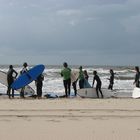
xmin=0 ymin=65 xmax=136 ymax=98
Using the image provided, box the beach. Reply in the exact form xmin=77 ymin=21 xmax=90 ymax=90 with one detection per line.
xmin=0 ymin=97 xmax=140 ymax=140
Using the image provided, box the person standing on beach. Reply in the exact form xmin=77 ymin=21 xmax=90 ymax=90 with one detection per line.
xmin=92 ymin=70 xmax=104 ymax=98
xmin=35 ymin=74 xmax=44 ymax=99
xmin=79 ymin=66 xmax=84 ymax=89
xmin=20 ymin=62 xmax=29 ymax=98
xmin=108 ymin=69 xmax=115 ymax=90
xmin=7 ymin=65 xmax=18 ymax=99
xmin=61 ymin=62 xmax=71 ymax=97
xmin=133 ymin=66 xmax=140 ymax=88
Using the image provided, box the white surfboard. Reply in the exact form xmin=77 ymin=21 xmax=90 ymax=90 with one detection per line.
xmin=0 ymin=70 xmax=35 ymax=95
xmin=132 ymin=87 xmax=140 ymax=98
xmin=77 ymin=88 xmax=114 ymax=98
xmin=71 ymin=70 xmax=79 ymax=83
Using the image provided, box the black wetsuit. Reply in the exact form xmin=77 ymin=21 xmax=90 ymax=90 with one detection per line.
xmin=36 ymin=74 xmax=44 ymax=98
xmin=7 ymin=69 xmax=18 ymax=98
xmin=93 ymin=75 xmax=103 ymax=98
xmin=108 ymin=73 xmax=114 ymax=90
xmin=135 ymin=72 xmax=140 ymax=87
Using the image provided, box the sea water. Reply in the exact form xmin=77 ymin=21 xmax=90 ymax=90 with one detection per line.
xmin=0 ymin=65 xmax=136 ymax=97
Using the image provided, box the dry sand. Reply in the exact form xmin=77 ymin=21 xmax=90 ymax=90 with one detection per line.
xmin=0 ymin=97 xmax=140 ymax=140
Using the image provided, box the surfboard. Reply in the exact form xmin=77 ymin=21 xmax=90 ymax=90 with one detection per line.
xmin=77 ymin=88 xmax=114 ymax=98
xmin=11 ymin=64 xmax=45 ymax=90
xmin=132 ymin=87 xmax=140 ymax=98
xmin=0 ymin=70 xmax=35 ymax=94
xmin=71 ymin=70 xmax=79 ymax=83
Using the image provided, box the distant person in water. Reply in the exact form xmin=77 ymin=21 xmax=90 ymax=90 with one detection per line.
xmin=92 ymin=70 xmax=104 ymax=98
xmin=78 ymin=66 xmax=84 ymax=89
xmin=61 ymin=62 xmax=71 ymax=97
xmin=35 ymin=73 xmax=44 ymax=99
xmin=20 ymin=62 xmax=29 ymax=98
xmin=108 ymin=69 xmax=115 ymax=90
xmin=133 ymin=66 xmax=140 ymax=88
xmin=7 ymin=65 xmax=18 ymax=99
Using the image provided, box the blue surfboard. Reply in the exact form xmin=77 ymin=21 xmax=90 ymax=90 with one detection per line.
xmin=11 ymin=64 xmax=45 ymax=90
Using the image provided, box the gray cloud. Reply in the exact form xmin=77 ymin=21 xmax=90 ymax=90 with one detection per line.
xmin=0 ymin=0 xmax=140 ymax=65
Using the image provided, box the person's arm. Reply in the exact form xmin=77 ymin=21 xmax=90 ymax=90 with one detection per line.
xmin=14 ymin=70 xmax=18 ymax=78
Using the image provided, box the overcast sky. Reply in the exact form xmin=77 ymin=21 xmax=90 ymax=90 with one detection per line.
xmin=0 ymin=0 xmax=140 ymax=66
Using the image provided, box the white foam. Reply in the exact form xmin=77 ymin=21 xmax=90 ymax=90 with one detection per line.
xmin=0 ymin=66 xmax=135 ymax=97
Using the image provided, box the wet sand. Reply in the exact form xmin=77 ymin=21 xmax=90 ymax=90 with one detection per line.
xmin=0 ymin=98 xmax=140 ymax=140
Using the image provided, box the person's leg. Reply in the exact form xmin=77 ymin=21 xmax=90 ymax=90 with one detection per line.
xmin=37 ymin=84 xmax=39 ymax=98
xmin=63 ymin=80 xmax=68 ymax=97
xmin=68 ymin=79 xmax=71 ymax=97
xmin=111 ymin=84 xmax=113 ymax=90
xmin=7 ymin=86 xmax=11 ymax=98
xmin=96 ymin=85 xmax=99 ymax=98
xmin=12 ymin=89 xmax=14 ymax=98
xmin=79 ymin=79 xmax=84 ymax=89
xmin=7 ymin=81 xmax=12 ymax=98
xmin=81 ymin=79 xmax=84 ymax=89
xmin=79 ymin=80 xmax=82 ymax=89
xmin=39 ymin=83 xmax=43 ymax=98
xmin=20 ymin=87 xmax=25 ymax=98
xmin=108 ymin=84 xmax=111 ymax=89
xmin=136 ymin=81 xmax=140 ymax=88
xmin=99 ymin=84 xmax=103 ymax=98
xmin=38 ymin=88 xmax=42 ymax=98
xmin=72 ymin=82 xmax=77 ymax=96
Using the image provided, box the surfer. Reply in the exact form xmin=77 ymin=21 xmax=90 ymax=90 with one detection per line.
xmin=133 ymin=66 xmax=140 ymax=87
xmin=92 ymin=70 xmax=104 ymax=98
xmin=61 ymin=62 xmax=71 ymax=97
xmin=108 ymin=69 xmax=115 ymax=90
xmin=7 ymin=65 xmax=18 ymax=99
xmin=35 ymin=74 xmax=44 ymax=99
xmin=79 ymin=66 xmax=84 ymax=89
xmin=20 ymin=62 xmax=29 ymax=98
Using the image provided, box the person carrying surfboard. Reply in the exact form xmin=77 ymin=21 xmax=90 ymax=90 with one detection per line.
xmin=7 ymin=65 xmax=18 ymax=99
xmin=61 ymin=62 xmax=71 ymax=97
xmin=133 ymin=66 xmax=140 ymax=88
xmin=92 ymin=70 xmax=104 ymax=98
xmin=20 ymin=62 xmax=29 ymax=98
